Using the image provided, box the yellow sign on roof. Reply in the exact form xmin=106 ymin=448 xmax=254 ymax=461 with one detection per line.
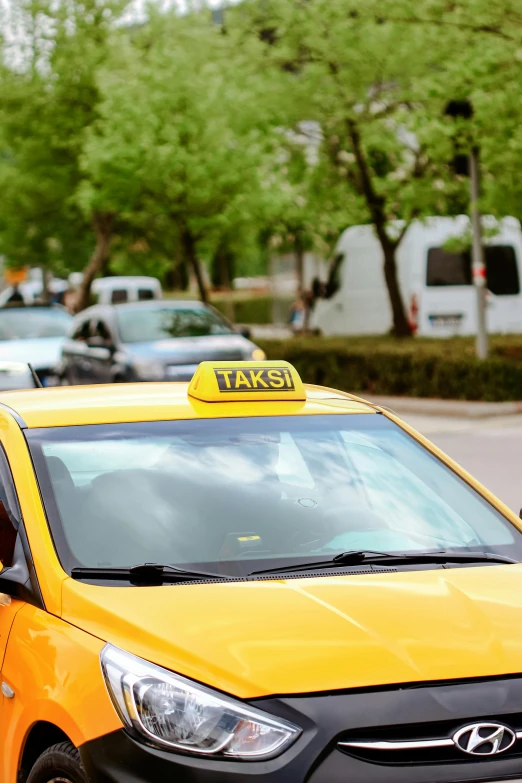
xmin=188 ymin=361 xmax=306 ymax=403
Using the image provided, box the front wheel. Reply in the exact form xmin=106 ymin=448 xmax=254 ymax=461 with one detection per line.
xmin=27 ymin=742 xmax=88 ymax=783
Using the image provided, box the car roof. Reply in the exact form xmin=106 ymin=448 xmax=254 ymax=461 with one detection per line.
xmin=78 ymin=300 xmax=207 ymax=316
xmin=0 ymin=383 xmax=376 ymax=429
xmin=92 ymin=276 xmax=160 ymax=289
xmin=0 ymin=304 xmax=70 ymax=313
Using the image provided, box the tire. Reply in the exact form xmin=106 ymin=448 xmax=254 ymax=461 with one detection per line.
xmin=26 ymin=742 xmax=87 ymax=783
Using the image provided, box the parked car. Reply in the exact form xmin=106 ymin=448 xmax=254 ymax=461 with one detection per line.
xmin=0 ymin=304 xmax=73 ymax=386
xmin=59 ymin=300 xmax=266 ymax=384
xmin=91 ymin=276 xmax=162 ymax=305
xmin=311 ymin=215 xmax=522 ymax=337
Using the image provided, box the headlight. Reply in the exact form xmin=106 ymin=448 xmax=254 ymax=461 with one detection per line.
xmin=101 ymin=644 xmax=300 ymax=758
xmin=132 ymin=358 xmax=165 ymax=381
xmin=251 ymin=348 xmax=266 ymax=361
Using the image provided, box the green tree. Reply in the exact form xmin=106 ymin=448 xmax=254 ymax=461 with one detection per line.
xmin=357 ymin=0 xmax=522 ymax=221
xmin=239 ymin=0 xmax=468 ymax=336
xmin=76 ymin=10 xmax=280 ymax=308
xmin=265 ymin=123 xmax=364 ymax=289
xmin=0 ymin=0 xmax=128 ymax=285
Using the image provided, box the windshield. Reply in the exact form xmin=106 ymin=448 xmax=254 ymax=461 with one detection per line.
xmin=27 ymin=415 xmax=522 ymax=578
xmin=0 ymin=308 xmax=72 ymax=340
xmin=116 ymin=305 xmax=233 ymax=343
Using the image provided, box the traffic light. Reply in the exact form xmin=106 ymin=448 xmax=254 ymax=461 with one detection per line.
xmin=445 ymin=100 xmax=473 ymax=176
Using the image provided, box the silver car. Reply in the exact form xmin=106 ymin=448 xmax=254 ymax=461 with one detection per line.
xmin=59 ymin=300 xmax=266 ymax=384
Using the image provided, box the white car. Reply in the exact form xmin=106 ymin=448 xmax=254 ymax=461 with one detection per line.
xmin=0 ymin=305 xmax=73 ymax=387
xmin=0 ymin=361 xmax=39 ymax=390
xmin=91 ymin=276 xmax=162 ymax=305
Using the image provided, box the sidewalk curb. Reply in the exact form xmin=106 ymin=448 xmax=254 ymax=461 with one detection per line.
xmin=365 ymin=395 xmax=522 ymax=419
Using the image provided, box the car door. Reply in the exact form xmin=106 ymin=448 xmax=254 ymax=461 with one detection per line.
xmin=87 ymin=319 xmax=115 ymax=384
xmin=62 ymin=317 xmax=92 ymax=384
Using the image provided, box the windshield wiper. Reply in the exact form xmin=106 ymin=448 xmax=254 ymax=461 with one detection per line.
xmin=71 ymin=562 xmax=230 ymax=585
xmin=249 ymin=550 xmax=518 ymax=577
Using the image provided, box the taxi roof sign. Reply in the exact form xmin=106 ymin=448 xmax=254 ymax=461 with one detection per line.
xmin=188 ymin=361 xmax=306 ymax=403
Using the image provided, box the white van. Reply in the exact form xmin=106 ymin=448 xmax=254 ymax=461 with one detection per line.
xmin=310 ymin=216 xmax=522 ymax=337
xmin=91 ymin=276 xmax=163 ymax=305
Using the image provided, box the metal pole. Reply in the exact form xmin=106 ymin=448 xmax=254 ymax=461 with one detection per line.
xmin=469 ymin=147 xmax=488 ymax=359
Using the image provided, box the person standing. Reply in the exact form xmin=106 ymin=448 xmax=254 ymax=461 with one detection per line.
xmin=288 ymin=290 xmax=306 ymax=334
xmin=6 ymin=284 xmax=24 ymax=304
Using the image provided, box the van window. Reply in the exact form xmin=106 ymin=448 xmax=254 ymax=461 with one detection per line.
xmin=426 ymin=248 xmax=471 ymax=287
xmin=485 ymin=246 xmax=520 ymax=295
xmin=427 ymin=245 xmax=520 ymax=295
xmin=138 ymin=288 xmax=155 ymax=301
xmin=111 ymin=289 xmax=128 ymax=304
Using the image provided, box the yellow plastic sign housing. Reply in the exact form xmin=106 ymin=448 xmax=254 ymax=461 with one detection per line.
xmin=188 ymin=361 xmax=306 ymax=403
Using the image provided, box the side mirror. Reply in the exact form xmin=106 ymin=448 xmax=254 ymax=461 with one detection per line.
xmin=0 ymin=568 xmax=20 ymax=596
xmin=237 ymin=326 xmax=252 ymax=340
xmin=0 ymin=533 xmax=37 ymax=603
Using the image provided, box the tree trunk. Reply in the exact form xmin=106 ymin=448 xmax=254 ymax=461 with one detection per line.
xmin=74 ymin=212 xmax=113 ymax=313
xmin=40 ymin=267 xmax=51 ymax=305
xmin=346 ymin=119 xmax=412 ymax=337
xmin=211 ymin=241 xmax=228 ymax=288
xmin=212 ymin=241 xmax=235 ymax=321
xmin=166 ymin=250 xmax=189 ymax=291
xmin=182 ymin=227 xmax=209 ymax=304
xmin=382 ymin=241 xmax=412 ymax=338
xmin=295 ymin=244 xmax=304 ymax=292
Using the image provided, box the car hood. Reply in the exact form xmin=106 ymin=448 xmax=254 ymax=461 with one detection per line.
xmin=62 ymin=564 xmax=522 ymax=699
xmin=126 ymin=334 xmax=253 ymax=364
xmin=0 ymin=337 xmax=64 ymax=369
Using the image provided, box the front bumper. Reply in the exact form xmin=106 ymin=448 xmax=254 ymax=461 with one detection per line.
xmin=80 ymin=675 xmax=522 ymax=783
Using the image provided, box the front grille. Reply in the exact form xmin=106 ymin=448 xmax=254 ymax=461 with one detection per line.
xmin=339 ymin=714 xmax=522 ymax=765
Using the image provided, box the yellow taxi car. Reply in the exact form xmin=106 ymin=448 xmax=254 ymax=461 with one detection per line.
xmin=2 ymin=360 xmax=522 ymax=783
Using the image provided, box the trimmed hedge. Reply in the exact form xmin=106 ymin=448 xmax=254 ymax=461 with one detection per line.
xmin=213 ymin=297 xmax=292 ymax=324
xmin=257 ymin=337 xmax=522 ymax=401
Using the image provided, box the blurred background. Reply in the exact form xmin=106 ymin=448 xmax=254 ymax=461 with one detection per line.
xmin=3 ymin=0 xmax=522 ymax=406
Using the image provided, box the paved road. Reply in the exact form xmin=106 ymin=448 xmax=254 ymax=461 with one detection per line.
xmin=404 ymin=414 xmax=522 ymax=514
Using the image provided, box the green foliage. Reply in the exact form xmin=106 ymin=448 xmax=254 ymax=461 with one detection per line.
xmin=2 ymin=0 xmax=522 ymax=319
xmin=0 ymin=0 xmax=128 ymax=273
xmin=230 ymin=0 xmax=476 ymax=334
xmin=357 ymin=0 xmax=522 ymax=221
xmin=241 ymin=0 xmax=469 ymax=225
xmin=258 ymin=336 xmax=522 ymax=401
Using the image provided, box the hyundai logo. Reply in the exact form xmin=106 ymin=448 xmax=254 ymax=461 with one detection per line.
xmin=453 ymin=722 xmax=516 ymax=756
